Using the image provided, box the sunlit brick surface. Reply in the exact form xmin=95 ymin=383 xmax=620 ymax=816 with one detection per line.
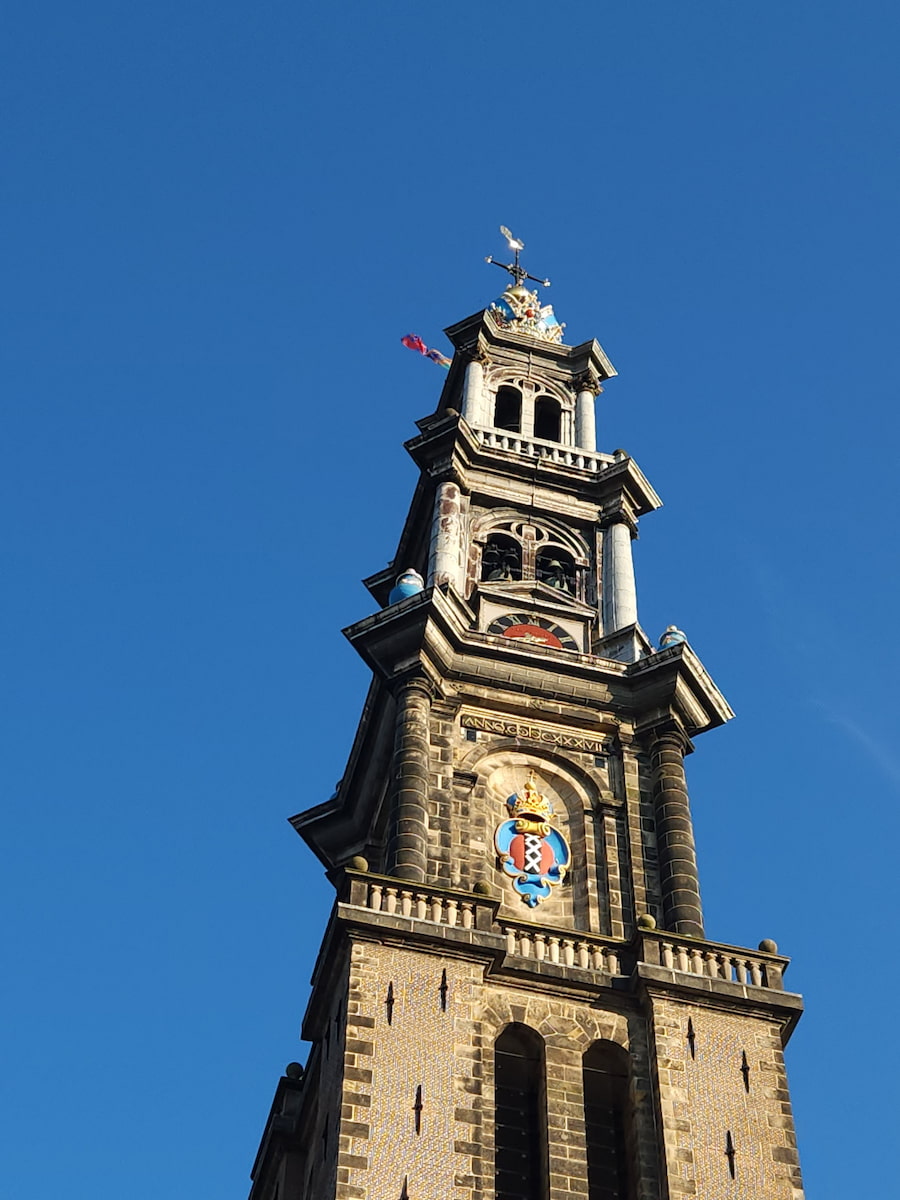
xmin=651 ymin=999 xmax=805 ymax=1199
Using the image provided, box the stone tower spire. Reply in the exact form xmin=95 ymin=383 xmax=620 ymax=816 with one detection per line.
xmin=248 ymin=237 xmax=806 ymax=1200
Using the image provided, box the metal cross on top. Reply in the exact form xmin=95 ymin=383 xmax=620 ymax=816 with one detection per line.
xmin=485 ymin=225 xmax=552 ymax=289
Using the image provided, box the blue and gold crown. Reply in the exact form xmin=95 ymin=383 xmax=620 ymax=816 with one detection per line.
xmin=506 ymin=771 xmax=554 ymax=820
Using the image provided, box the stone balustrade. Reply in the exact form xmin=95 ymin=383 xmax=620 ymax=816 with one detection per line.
xmin=364 ymin=880 xmax=478 ymax=929
xmin=500 ymin=922 xmax=623 ymax=975
xmin=476 ymin=428 xmax=614 ymax=473
xmin=346 ymin=872 xmax=789 ymax=993
xmin=358 ymin=877 xmax=622 ymax=973
xmin=641 ymin=931 xmax=786 ymax=991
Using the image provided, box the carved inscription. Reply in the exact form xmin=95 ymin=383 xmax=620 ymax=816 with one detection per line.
xmin=461 ymin=712 xmax=610 ymax=753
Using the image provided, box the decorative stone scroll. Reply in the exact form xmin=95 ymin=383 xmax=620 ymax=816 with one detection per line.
xmin=461 ymin=711 xmax=612 ymax=754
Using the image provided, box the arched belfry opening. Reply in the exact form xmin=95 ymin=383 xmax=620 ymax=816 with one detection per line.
xmin=494 ymin=1024 xmax=547 ymax=1200
xmin=482 ymin=532 xmax=523 ymax=581
xmin=494 ymin=386 xmax=522 ymax=432
xmin=536 ymin=546 xmax=576 ymax=594
xmin=583 ymin=1041 xmax=636 ymax=1200
xmin=534 ymin=394 xmax=562 ymax=442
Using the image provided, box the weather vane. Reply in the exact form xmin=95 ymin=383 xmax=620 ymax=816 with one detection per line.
xmin=485 ymin=226 xmax=551 ymax=290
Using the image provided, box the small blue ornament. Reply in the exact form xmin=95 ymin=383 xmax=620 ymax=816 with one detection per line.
xmin=659 ymin=625 xmax=687 ymax=649
xmin=490 ymin=297 xmax=514 ymax=322
xmin=537 ymin=308 xmax=560 ymax=335
xmin=388 ymin=568 xmax=425 ymax=606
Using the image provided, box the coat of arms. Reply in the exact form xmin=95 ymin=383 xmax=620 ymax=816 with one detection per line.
xmin=494 ymin=771 xmax=571 ymax=907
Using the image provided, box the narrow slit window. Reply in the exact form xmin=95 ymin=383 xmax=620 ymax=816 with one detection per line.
xmin=725 ymin=1130 xmax=736 ymax=1179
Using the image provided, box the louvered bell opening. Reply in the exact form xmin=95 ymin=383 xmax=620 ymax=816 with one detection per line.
xmin=583 ymin=1044 xmax=634 ymax=1200
xmin=494 ymin=1027 xmax=545 ymax=1200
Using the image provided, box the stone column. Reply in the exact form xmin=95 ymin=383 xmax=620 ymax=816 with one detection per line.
xmin=649 ymin=729 xmax=704 ymax=937
xmin=427 ymin=480 xmax=463 ymax=590
xmin=461 ymin=355 xmax=486 ymax=426
xmin=602 ymin=519 xmax=638 ymax=631
xmin=574 ymin=386 xmax=597 ymax=451
xmin=387 ymin=675 xmax=432 ymax=882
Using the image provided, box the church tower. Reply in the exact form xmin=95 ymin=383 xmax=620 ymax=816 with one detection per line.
xmin=249 ymin=234 xmax=806 ymax=1200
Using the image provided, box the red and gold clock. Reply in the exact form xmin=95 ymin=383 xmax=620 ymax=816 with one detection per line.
xmin=487 ymin=613 xmax=579 ymax=651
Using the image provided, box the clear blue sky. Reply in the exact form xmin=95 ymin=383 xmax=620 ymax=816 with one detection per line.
xmin=4 ymin=3 xmax=898 ymax=1196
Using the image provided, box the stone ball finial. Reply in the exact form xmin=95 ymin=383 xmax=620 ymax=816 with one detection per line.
xmin=347 ymin=855 xmax=369 ymax=872
xmin=758 ymin=938 xmax=778 ymax=954
xmin=472 ymin=880 xmax=496 ymax=897
xmin=285 ymin=1062 xmax=304 ymax=1080
xmin=388 ymin=568 xmax=425 ymax=606
xmin=637 ymin=913 xmax=657 ymax=930
xmin=659 ymin=625 xmax=687 ymax=650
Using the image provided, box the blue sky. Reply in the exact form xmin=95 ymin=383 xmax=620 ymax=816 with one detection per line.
xmin=4 ymin=3 xmax=899 ymax=1196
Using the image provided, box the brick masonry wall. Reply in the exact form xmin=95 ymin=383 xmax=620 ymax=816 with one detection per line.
xmin=340 ymin=942 xmax=481 ymax=1200
xmin=298 ymin=978 xmax=348 ymax=1197
xmin=336 ymin=940 xmax=667 ymax=1200
xmin=650 ymin=997 xmax=805 ymax=1199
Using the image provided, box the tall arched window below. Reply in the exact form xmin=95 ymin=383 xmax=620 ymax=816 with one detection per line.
xmin=482 ymin=533 xmax=522 ymax=582
xmin=536 ymin=547 xmax=576 ymax=594
xmin=494 ymin=1025 xmax=547 ymax=1200
xmin=534 ymin=395 xmax=562 ymax=442
xmin=583 ymin=1042 xmax=635 ymax=1200
xmin=494 ymin=386 xmax=522 ymax=432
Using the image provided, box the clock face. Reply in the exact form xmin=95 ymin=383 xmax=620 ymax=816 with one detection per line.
xmin=502 ymin=623 xmax=563 ymax=648
xmin=487 ymin=613 xmax=579 ymax=651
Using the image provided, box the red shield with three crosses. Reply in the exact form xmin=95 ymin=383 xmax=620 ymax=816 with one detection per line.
xmin=494 ymin=771 xmax=571 ymax=907
xmin=507 ymin=830 xmax=556 ymax=876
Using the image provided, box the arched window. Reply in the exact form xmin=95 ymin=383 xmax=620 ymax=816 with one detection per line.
xmin=495 ymin=1025 xmax=547 ymax=1200
xmin=494 ymin=386 xmax=522 ymax=432
xmin=482 ymin=533 xmax=522 ymax=582
xmin=534 ymin=395 xmax=561 ymax=442
xmin=536 ymin=547 xmax=576 ymax=594
xmin=583 ymin=1042 xmax=635 ymax=1200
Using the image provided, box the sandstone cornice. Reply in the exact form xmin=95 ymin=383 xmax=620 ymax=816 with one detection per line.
xmin=628 ymin=641 xmax=735 ymax=736
xmin=441 ymin=308 xmax=617 ymax=384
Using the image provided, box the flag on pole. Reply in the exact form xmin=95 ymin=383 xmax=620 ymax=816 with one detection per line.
xmin=401 ymin=334 xmax=451 ymax=369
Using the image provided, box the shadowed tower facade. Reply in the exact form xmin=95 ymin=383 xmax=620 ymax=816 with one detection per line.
xmin=249 ymin=236 xmax=806 ymax=1200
